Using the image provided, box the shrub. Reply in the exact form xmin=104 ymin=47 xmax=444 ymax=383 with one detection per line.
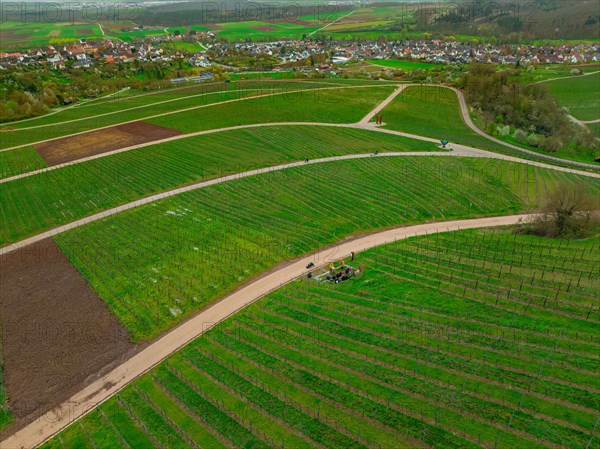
xmin=513 ymin=128 xmax=527 ymax=143
xmin=518 ymin=183 xmax=600 ymax=238
xmin=497 ymin=125 xmax=511 ymax=137
xmin=539 ymin=136 xmax=563 ymax=153
xmin=527 ymin=133 xmax=540 ymax=147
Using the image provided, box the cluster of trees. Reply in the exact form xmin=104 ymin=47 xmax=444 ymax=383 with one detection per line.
xmin=457 ymin=64 xmax=599 ymax=156
xmin=0 ymin=59 xmax=204 ymax=122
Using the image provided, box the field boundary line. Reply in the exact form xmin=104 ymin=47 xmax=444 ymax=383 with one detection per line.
xmin=308 ymin=8 xmax=356 ymax=37
xmin=4 ymin=120 xmax=599 ymax=184
xmin=0 ymin=151 xmax=452 ymax=254
xmin=529 ymin=70 xmax=600 ymax=85
xmin=0 ymin=214 xmax=532 ymax=449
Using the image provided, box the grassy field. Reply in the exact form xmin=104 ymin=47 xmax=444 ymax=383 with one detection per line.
xmin=587 ymin=122 xmax=600 ymax=138
xmin=512 ymin=64 xmax=600 ymax=85
xmin=0 ymin=125 xmax=439 ymax=244
xmin=0 ymin=22 xmax=103 ymax=51
xmin=144 ymin=85 xmax=395 ymax=132
xmin=0 ymin=147 xmax=47 ymax=178
xmin=52 ymin=156 xmax=600 ymax=341
xmin=0 ymin=81 xmax=381 ymax=149
xmin=209 ymin=20 xmax=321 ymax=41
xmin=366 ymin=60 xmax=442 ymax=71
xmin=379 ymin=85 xmax=599 ymax=164
xmin=0 ymin=79 xmax=344 ymax=130
xmin=41 ymin=228 xmax=600 ymax=448
xmin=379 ymin=86 xmax=497 ymax=147
xmin=544 ymin=72 xmax=600 ymax=121
xmin=0 ymin=356 xmax=11 ymax=432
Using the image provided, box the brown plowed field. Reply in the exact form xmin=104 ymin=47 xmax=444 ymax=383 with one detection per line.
xmin=0 ymin=239 xmax=135 ymax=433
xmin=34 ymin=121 xmax=182 ymax=165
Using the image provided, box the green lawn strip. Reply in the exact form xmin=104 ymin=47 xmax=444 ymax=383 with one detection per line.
xmin=266 ymin=298 xmax=599 ymax=412
xmin=153 ymin=363 xmax=272 ymax=448
xmin=188 ymin=334 xmax=408 ymax=448
xmin=145 ymin=86 xmax=396 ymax=133
xmin=242 ymin=302 xmax=593 ymax=442
xmin=198 ymin=325 xmax=489 ymax=449
xmin=544 ymin=72 xmax=600 ymax=121
xmin=53 ymin=157 xmax=534 ymax=340
xmin=366 ymin=60 xmax=443 ymax=70
xmin=117 ymin=387 xmax=196 ymax=449
xmin=164 ymin=356 xmax=321 ymax=449
xmin=0 ymin=126 xmax=437 ymax=244
xmin=229 ymin=311 xmax=587 ymax=449
xmin=134 ymin=376 xmax=230 ymax=449
xmin=0 ymin=347 xmax=11 ymax=432
xmin=0 ymin=81 xmax=346 ymax=148
xmin=0 ymin=146 xmax=47 ymax=179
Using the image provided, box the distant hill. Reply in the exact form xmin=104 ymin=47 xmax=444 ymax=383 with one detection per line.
xmin=427 ymin=0 xmax=600 ymax=40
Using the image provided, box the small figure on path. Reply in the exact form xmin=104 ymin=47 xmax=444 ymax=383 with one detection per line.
xmin=351 ymin=251 xmax=355 ymax=261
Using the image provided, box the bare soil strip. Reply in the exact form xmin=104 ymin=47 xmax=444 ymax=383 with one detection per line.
xmin=0 ymin=239 xmax=135 ymax=435
xmin=34 ymin=122 xmax=181 ymax=166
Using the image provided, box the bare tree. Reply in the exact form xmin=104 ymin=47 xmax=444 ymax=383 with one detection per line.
xmin=521 ymin=183 xmax=600 ymax=238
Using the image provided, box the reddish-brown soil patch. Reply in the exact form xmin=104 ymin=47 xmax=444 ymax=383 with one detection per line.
xmin=0 ymin=239 xmax=135 ymax=433
xmin=77 ymin=28 xmax=93 ymax=35
xmin=252 ymin=26 xmax=277 ymax=32
xmin=34 ymin=121 xmax=182 ymax=165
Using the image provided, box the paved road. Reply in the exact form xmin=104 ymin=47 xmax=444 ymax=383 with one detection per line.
xmin=0 ymin=214 xmax=532 ymax=449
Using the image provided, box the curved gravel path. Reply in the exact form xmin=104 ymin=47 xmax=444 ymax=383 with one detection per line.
xmin=0 ymin=213 xmax=532 ymax=449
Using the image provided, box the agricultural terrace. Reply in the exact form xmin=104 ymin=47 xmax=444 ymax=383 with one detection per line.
xmin=0 ymin=126 xmax=439 ymax=244
xmin=41 ymin=228 xmax=600 ymax=449
xmin=377 ymin=85 xmax=598 ymax=164
xmin=0 ymin=147 xmax=47 ymax=179
xmin=1 ymin=79 xmax=372 ymax=129
xmin=366 ymin=60 xmax=443 ymax=71
xmin=52 ymin=157 xmax=600 ymax=341
xmin=0 ymin=22 xmax=103 ymax=51
xmin=543 ymin=72 xmax=600 ymax=121
xmin=378 ymin=86 xmax=510 ymax=151
xmin=0 ymin=83 xmax=395 ymax=149
xmin=513 ymin=64 xmax=600 ymax=85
